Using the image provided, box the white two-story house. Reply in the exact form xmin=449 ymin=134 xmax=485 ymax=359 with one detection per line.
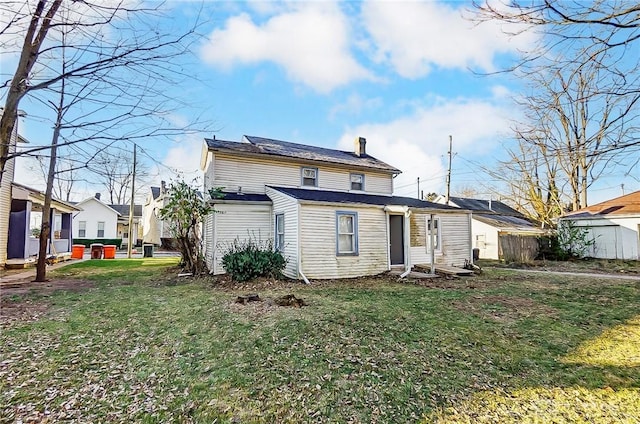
xmin=200 ymin=135 xmax=472 ymax=280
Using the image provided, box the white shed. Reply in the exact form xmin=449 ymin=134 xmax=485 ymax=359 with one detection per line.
xmin=559 ymin=191 xmax=640 ymax=260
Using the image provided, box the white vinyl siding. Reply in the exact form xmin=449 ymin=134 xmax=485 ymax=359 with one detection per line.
xmin=410 ymin=212 xmax=472 ymax=267
xmin=203 ymin=213 xmax=215 ymax=270
xmin=72 ymin=198 xmax=118 ymax=239
xmin=560 ymin=216 xmax=639 ymax=260
xmin=209 ymin=203 xmax=272 ymax=275
xmin=266 ymin=187 xmax=299 ymax=279
xmin=299 ymin=204 xmax=387 ymax=279
xmin=208 ymin=154 xmax=394 ymax=195
xmin=0 ymin=125 xmax=17 ymax=265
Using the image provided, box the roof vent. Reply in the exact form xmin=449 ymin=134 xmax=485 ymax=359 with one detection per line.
xmin=95 ymin=192 xmax=101 ymax=200
xmin=355 ymin=136 xmax=366 ymax=157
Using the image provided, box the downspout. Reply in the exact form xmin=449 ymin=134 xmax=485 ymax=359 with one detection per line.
xmin=297 ymin=202 xmax=311 ymax=285
xmin=468 ymin=212 xmax=473 ymax=264
xmin=429 ymin=213 xmax=435 ymax=275
xmin=212 ymin=208 xmax=217 ymax=274
xmin=385 ymin=210 xmax=391 ymax=270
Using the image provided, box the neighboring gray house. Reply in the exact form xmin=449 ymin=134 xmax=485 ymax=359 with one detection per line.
xmin=200 ymin=135 xmax=473 ymax=280
xmin=436 ymin=196 xmax=546 ymax=260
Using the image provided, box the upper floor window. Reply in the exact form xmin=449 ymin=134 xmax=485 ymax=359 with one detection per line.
xmin=78 ymin=221 xmax=86 ymax=238
xmin=275 ymin=213 xmax=285 ymax=251
xmin=301 ymin=167 xmax=318 ymax=187
xmin=336 ymin=211 xmax=358 ymax=256
xmin=97 ymin=221 xmax=105 ymax=238
xmin=350 ymin=173 xmax=364 ymax=191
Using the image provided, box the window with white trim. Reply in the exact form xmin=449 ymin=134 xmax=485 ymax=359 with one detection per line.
xmin=350 ymin=173 xmax=364 ymax=191
xmin=301 ymin=167 xmax=318 ymax=187
xmin=97 ymin=221 xmax=105 ymax=238
xmin=426 ymin=217 xmax=440 ymax=251
xmin=275 ymin=213 xmax=285 ymax=251
xmin=78 ymin=221 xmax=86 ymax=238
xmin=336 ymin=211 xmax=358 ymax=255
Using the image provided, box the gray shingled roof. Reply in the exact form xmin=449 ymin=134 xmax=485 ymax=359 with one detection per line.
xmin=449 ymin=196 xmax=523 ymax=217
xmin=109 ymin=204 xmax=143 ymax=217
xmin=269 ymin=186 xmax=463 ymax=210
xmin=150 ymin=187 xmax=161 ymax=200
xmin=474 ymin=213 xmax=545 ymax=232
xmin=204 ymin=135 xmax=402 ymax=174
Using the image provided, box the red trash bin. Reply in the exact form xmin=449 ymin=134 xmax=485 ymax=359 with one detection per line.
xmin=90 ymin=243 xmax=104 ymax=259
xmin=103 ymin=245 xmax=116 ymax=259
xmin=71 ymin=244 xmax=85 ymax=259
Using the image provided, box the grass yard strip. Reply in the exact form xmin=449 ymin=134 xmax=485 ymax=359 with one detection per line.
xmin=1 ymin=261 xmax=639 ymax=423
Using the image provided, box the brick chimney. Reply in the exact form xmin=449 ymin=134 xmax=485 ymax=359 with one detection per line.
xmin=354 ymin=136 xmax=366 ymax=157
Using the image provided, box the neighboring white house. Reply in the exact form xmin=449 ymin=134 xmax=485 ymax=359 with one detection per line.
xmin=559 ymin=190 xmax=640 ymax=260
xmin=200 ymin=135 xmax=473 ymax=280
xmin=435 ymin=196 xmax=546 ymax=260
xmin=72 ymin=194 xmax=120 ymax=240
xmin=109 ymin=204 xmax=143 ymax=248
xmin=142 ymin=181 xmax=171 ymax=246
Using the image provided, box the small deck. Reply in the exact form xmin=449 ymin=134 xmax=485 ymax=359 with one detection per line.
xmin=414 ymin=264 xmax=474 ymax=276
xmin=4 ymin=252 xmax=73 ymax=269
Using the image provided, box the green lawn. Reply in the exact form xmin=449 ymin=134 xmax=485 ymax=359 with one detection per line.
xmin=1 ymin=259 xmax=639 ymax=423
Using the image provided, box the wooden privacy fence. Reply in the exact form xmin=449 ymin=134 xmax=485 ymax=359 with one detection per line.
xmin=499 ymin=234 xmax=539 ymax=263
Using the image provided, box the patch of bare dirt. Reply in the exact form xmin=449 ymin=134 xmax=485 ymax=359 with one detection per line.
xmin=479 ymin=259 xmax=640 ymax=275
xmin=0 ymin=278 xmax=94 ymax=327
xmin=452 ymin=294 xmax=558 ymax=323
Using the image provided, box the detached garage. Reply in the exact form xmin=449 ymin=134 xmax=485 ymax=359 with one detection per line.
xmin=559 ymin=191 xmax=640 ymax=260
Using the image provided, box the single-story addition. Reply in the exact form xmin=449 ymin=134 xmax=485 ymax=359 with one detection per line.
xmin=205 ymin=186 xmax=472 ymax=281
xmin=559 ymin=190 xmax=640 ymax=260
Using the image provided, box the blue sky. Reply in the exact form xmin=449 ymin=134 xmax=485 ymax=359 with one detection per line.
xmin=9 ymin=1 xmax=638 ymax=203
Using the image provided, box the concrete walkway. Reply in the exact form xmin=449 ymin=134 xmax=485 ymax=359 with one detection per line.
xmin=1 ymin=259 xmax=87 ymax=285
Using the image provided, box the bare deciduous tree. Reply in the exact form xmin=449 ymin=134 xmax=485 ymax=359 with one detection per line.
xmin=1 ymin=1 xmax=210 ymax=281
xmin=90 ymin=148 xmax=150 ymax=204
xmin=471 ymin=0 xmax=640 ymax=212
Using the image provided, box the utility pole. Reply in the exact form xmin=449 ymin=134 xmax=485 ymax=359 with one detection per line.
xmin=127 ymin=144 xmax=136 ymax=259
xmin=445 ymin=135 xmax=452 ymax=205
xmin=417 ymin=177 xmax=420 ymax=198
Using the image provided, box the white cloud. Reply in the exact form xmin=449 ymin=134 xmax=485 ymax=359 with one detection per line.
xmin=361 ymin=1 xmax=536 ymax=78
xmin=337 ymin=97 xmax=514 ymax=197
xmin=155 ymin=135 xmax=204 ymax=187
xmin=329 ymin=94 xmax=383 ymax=120
xmin=199 ymin=2 xmax=372 ymax=93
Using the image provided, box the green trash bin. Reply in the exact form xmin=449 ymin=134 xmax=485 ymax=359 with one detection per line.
xmin=143 ymin=244 xmax=154 ymax=258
